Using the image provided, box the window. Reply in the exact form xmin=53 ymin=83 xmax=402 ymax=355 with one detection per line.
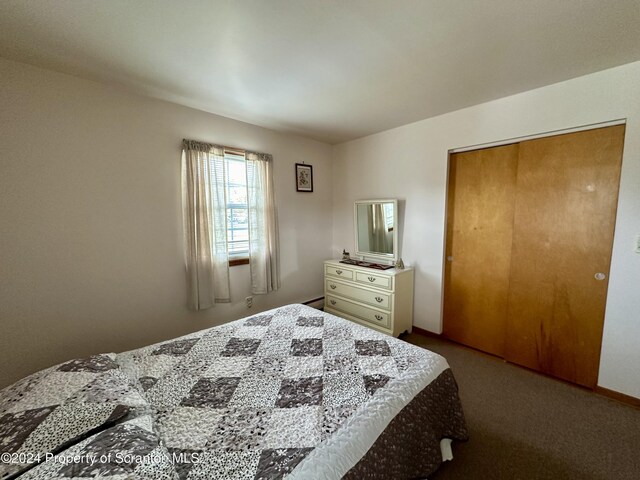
xmin=384 ymin=202 xmax=394 ymax=231
xmin=224 ymin=151 xmax=249 ymax=261
xmin=182 ymin=139 xmax=279 ymax=307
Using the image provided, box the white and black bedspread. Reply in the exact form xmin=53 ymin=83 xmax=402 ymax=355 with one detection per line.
xmin=116 ymin=304 xmax=468 ymax=479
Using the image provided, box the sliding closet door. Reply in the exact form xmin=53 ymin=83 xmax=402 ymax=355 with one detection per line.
xmin=443 ymin=144 xmax=519 ymax=356
xmin=504 ymin=125 xmax=625 ymax=388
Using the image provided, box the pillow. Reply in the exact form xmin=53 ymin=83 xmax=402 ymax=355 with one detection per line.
xmin=0 ymin=354 xmax=150 ymax=479
xmin=17 ymin=415 xmax=177 ymax=479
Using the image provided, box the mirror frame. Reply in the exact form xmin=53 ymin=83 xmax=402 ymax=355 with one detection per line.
xmin=353 ymin=199 xmax=399 ymax=263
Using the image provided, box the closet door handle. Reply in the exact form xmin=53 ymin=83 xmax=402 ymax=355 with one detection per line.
xmin=367 ymin=276 xmax=376 ymax=282
xmin=330 ymin=284 xmax=337 ymax=290
xmin=594 ymin=273 xmax=606 ymax=281
xmin=375 ymin=296 xmax=383 ymax=303
xmin=374 ymin=314 xmax=383 ymax=321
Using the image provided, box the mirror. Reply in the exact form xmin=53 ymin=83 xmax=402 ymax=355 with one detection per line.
xmin=354 ymin=199 xmax=398 ymax=262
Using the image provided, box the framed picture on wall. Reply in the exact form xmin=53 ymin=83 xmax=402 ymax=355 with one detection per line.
xmin=295 ymin=163 xmax=313 ymax=192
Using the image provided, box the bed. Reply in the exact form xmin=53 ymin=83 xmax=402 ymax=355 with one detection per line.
xmin=0 ymin=304 xmax=468 ymax=479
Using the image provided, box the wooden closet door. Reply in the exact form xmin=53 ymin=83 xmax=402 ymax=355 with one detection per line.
xmin=504 ymin=125 xmax=625 ymax=388
xmin=443 ymin=144 xmax=519 ymax=356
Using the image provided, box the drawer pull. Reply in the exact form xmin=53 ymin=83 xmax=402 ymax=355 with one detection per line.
xmin=330 ymin=284 xmax=337 ymax=290
xmin=367 ymin=276 xmax=376 ymax=282
xmin=374 ymin=314 xmax=383 ymax=321
xmin=336 ymin=269 xmax=343 ymax=275
xmin=375 ymin=296 xmax=383 ymax=303
xmin=330 ymin=300 xmax=336 ymax=305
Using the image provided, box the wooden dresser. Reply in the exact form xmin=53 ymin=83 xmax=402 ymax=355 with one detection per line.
xmin=323 ymin=259 xmax=414 ymax=337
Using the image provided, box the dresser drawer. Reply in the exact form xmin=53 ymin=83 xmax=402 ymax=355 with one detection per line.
xmin=326 ymin=295 xmax=390 ymax=329
xmin=355 ymin=271 xmax=392 ymax=290
xmin=325 ymin=279 xmax=391 ymax=310
xmin=325 ymin=264 xmax=354 ymax=281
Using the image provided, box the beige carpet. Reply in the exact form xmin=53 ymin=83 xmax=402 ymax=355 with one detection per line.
xmin=404 ymin=333 xmax=640 ymax=480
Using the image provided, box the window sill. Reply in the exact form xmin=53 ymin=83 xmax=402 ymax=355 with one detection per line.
xmin=229 ymin=257 xmax=249 ymax=267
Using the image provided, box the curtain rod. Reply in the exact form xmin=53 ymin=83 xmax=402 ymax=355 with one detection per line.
xmin=224 ymin=146 xmax=245 ymax=155
xmin=183 ymin=139 xmax=273 ymax=160
xmin=182 ymin=138 xmax=245 ymax=154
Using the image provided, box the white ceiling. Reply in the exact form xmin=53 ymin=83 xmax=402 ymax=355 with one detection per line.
xmin=1 ymin=1 xmax=640 ymax=144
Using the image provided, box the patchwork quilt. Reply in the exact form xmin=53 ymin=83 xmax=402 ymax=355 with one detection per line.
xmin=116 ymin=304 xmax=468 ymax=479
xmin=0 ymin=354 xmax=149 ymax=479
xmin=18 ymin=416 xmax=176 ymax=480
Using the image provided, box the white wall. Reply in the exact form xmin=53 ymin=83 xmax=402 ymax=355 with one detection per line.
xmin=0 ymin=58 xmax=333 ymax=388
xmin=332 ymin=61 xmax=640 ymax=399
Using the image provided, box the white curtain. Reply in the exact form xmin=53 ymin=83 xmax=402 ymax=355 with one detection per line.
xmin=182 ymin=140 xmax=230 ymax=309
xmin=246 ymin=151 xmax=280 ymax=294
xmin=370 ymin=204 xmax=390 ymax=253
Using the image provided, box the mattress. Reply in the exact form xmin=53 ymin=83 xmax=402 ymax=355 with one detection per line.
xmin=115 ymin=303 xmax=468 ymax=479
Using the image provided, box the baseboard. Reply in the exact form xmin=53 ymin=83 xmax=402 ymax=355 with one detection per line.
xmin=411 ymin=327 xmax=640 ymax=409
xmin=595 ymin=386 xmax=640 ymax=409
xmin=303 ymin=296 xmax=324 ymax=310
xmin=411 ymin=326 xmax=442 ymax=338
xmin=303 ymin=296 xmax=324 ymax=305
